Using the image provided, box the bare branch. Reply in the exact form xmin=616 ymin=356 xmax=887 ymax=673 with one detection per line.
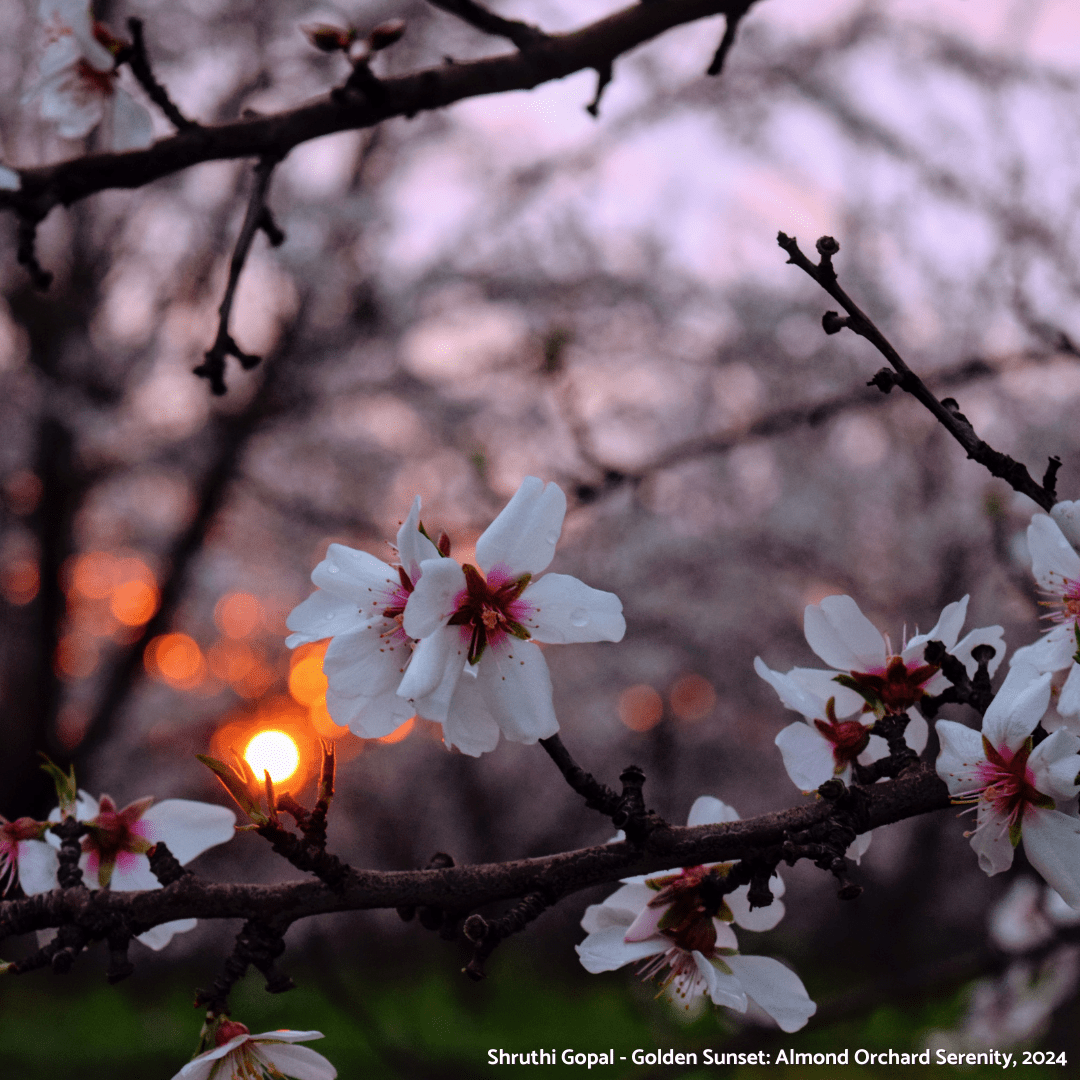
xmin=707 ymin=0 xmax=754 ymax=76
xmin=425 ymin=0 xmax=550 ymax=51
xmin=122 ymin=19 xmax=198 ymax=132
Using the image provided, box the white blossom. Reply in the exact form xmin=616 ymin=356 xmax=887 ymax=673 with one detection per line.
xmin=172 ymin=1023 xmax=336 ymax=1080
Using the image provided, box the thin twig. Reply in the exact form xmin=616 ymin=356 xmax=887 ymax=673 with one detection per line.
xmin=777 ymin=233 xmax=1062 ymax=510
xmin=193 ymin=156 xmax=282 ymax=395
xmin=123 ymin=19 xmax=198 ymax=131
xmin=425 ymin=0 xmax=549 ymax=51
xmin=707 ymin=0 xmax=754 ymax=76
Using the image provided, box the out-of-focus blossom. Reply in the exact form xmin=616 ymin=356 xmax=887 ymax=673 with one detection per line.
xmin=24 ymin=0 xmax=153 ymax=150
xmin=0 ymin=166 xmax=19 ymax=191
xmin=286 ymin=496 xmax=438 ymax=740
xmin=576 ymin=797 xmax=814 ymax=1032
xmin=0 ymin=816 xmax=47 ymax=893
xmin=936 ymin=663 xmax=1080 ymax=907
xmin=398 ymin=477 xmax=625 ymax=750
xmin=990 ymin=877 xmax=1080 ymax=954
xmin=172 ymin=1022 xmax=336 ymax=1080
xmin=18 ymin=790 xmax=235 ymax=949
xmin=1012 ymin=501 xmax=1080 ymax=735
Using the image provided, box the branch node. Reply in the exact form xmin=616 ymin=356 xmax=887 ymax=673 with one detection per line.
xmin=706 ymin=1 xmax=753 ymax=77
xmin=585 ymin=63 xmax=613 ymax=118
xmin=148 ymin=842 xmax=190 ymax=886
xmin=823 ymin=310 xmax=851 ymax=336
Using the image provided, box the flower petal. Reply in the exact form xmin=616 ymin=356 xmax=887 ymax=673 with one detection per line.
xmin=285 ymin=590 xmax=368 ymax=648
xmin=1051 ymin=500 xmax=1080 ymax=551
xmin=754 ymin=659 xmax=826 ymax=721
xmin=323 ymin=623 xmax=407 ymax=699
xmin=1012 ymin=627 xmax=1076 ymax=674
xmin=1029 ymin=514 xmax=1080 ymax=591
xmin=1029 ymin=730 xmax=1080 ymax=801
xmin=902 ymin=596 xmax=969 ymax=659
xmin=687 ymin=796 xmax=739 ymax=827
xmin=256 ymin=1042 xmax=338 ymax=1080
xmin=783 ymin=667 xmax=865 ymax=716
xmin=140 ymin=800 xmax=235 ymax=866
xmin=109 ymin=89 xmax=153 ymax=151
xmin=951 ymin=625 xmax=1006 ymax=678
xmin=397 ymin=626 xmax=460 ymax=704
xmin=402 ymin=559 xmax=465 ymax=639
xmin=623 ymin=902 xmax=665 ymax=943
xmin=1022 ymin=809 xmax=1080 ymax=908
xmin=725 ymin=955 xmax=817 ymax=1032
xmin=137 ymin=918 xmax=198 ymax=951
xmin=970 ymin=801 xmax=1015 ymax=876
xmin=475 ymin=477 xmax=566 ymax=576
xmin=1058 ymin=663 xmax=1080 ymax=718
xmin=694 ymin=952 xmax=747 ymax=1011
xmin=311 ymin=544 xmax=396 ymax=606
xmin=934 ymin=719 xmax=985 ymax=796
xmin=982 ymin=666 xmax=1052 ymax=751
xmin=396 ymin=496 xmax=440 ymax=582
xmin=805 ymin=595 xmax=888 ymax=672
xmin=727 ymin=883 xmax=785 ymax=931
xmin=327 ymin=687 xmax=414 ymax=739
xmin=477 ymin=639 xmax=558 ymax=743
xmin=576 ymin=925 xmax=665 ymax=973
xmin=440 ymin=668 xmax=501 ymax=756
xmin=523 ymin=574 xmax=625 ymax=644
xmin=775 ymin=722 xmax=841 ymax=792
xmin=15 ymin=839 xmax=57 ymax=894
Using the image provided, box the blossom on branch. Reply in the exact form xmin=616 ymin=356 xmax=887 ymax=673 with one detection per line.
xmin=173 ymin=1022 xmax=336 ymax=1080
xmin=576 ymin=797 xmax=815 ymax=1032
xmin=0 ymin=816 xmax=47 ymax=894
xmin=936 ymin=663 xmax=1080 ymax=907
xmin=18 ymin=790 xmax=235 ymax=949
xmin=757 ymin=595 xmax=1003 ymax=789
xmin=398 ymin=477 xmax=625 ymax=750
xmin=286 ymin=496 xmax=440 ymax=740
xmin=1012 ymin=501 xmax=1080 ymax=735
xmin=24 ymin=0 xmax=153 ymax=150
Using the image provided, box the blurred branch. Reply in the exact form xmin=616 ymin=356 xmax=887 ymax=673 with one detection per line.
xmin=193 ymin=157 xmax=284 ymax=395
xmin=121 ymin=18 xmax=198 ymax=132
xmin=707 ymin=0 xmax=754 ymax=76
xmin=4 ymin=1 xmax=754 ymax=228
xmin=425 ymin=0 xmax=549 ymax=51
xmin=778 ymin=233 xmax=1062 ymax=511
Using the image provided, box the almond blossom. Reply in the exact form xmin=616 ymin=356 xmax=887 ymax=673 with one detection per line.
xmin=397 ymin=477 xmax=625 ymax=748
xmin=24 ymin=0 xmax=153 ymax=151
xmin=576 ymin=797 xmax=815 ymax=1032
xmin=286 ymin=496 xmax=440 ymax=741
xmin=0 ymin=815 xmax=47 ymax=894
xmin=172 ymin=1022 xmax=336 ymax=1080
xmin=17 ymin=789 xmax=235 ymax=950
xmin=1011 ymin=501 xmax=1080 ymax=735
xmin=936 ymin=662 xmax=1080 ymax=907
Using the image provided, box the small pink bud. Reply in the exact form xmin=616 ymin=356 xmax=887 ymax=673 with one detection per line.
xmin=368 ymin=19 xmax=406 ymax=51
xmin=301 ymin=23 xmax=354 ymax=52
xmin=215 ymin=1020 xmax=250 ymax=1046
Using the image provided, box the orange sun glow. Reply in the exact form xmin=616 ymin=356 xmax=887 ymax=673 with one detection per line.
xmin=244 ymin=729 xmax=300 ymax=784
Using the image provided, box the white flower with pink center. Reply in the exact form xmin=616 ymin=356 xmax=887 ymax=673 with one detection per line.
xmin=0 ymin=816 xmax=47 ymax=894
xmin=171 ymin=1022 xmax=336 ymax=1080
xmin=1011 ymin=501 xmax=1080 ymax=734
xmin=286 ymin=496 xmax=440 ymax=741
xmin=576 ymin=797 xmax=815 ymax=1031
xmin=17 ymin=789 xmax=235 ymax=950
xmin=397 ymin=477 xmax=625 ymax=749
xmin=936 ymin=662 xmax=1080 ymax=907
xmin=23 ymin=0 xmax=153 ymax=151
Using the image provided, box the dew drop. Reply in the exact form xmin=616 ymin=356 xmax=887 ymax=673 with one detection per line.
xmin=570 ymin=608 xmax=589 ymax=627
xmin=327 ymin=565 xmax=340 ymax=574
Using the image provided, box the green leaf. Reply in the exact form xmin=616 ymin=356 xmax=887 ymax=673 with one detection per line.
xmin=38 ymin=755 xmax=77 ymax=817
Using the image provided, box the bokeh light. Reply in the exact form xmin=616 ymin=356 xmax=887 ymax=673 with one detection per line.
xmin=215 ymin=592 xmax=263 ymax=638
xmin=617 ymin=684 xmax=664 ymax=732
xmin=289 ymin=653 xmax=328 ymax=707
xmin=110 ymin=578 xmax=159 ymax=625
xmin=146 ymin=633 xmax=206 ymax=689
xmin=244 ymin=729 xmax=300 ymax=784
xmin=379 ymin=716 xmax=415 ymax=744
xmin=0 ymin=558 xmax=39 ymax=605
xmin=668 ymin=673 xmax=717 ymax=722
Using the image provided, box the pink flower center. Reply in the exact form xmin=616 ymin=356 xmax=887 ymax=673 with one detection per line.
xmin=843 ymin=654 xmax=939 ymax=714
xmin=1042 ymin=576 xmax=1080 ymax=627
xmin=215 ymin=1020 xmax=251 ymax=1047
xmin=641 ymin=865 xmax=733 ymax=959
xmin=75 ymin=59 xmax=115 ymax=97
xmin=813 ymin=697 xmax=871 ymax=769
xmin=970 ymin=738 xmax=1053 ymax=830
xmin=82 ymin=795 xmax=154 ymax=884
xmin=446 ymin=564 xmax=533 ymax=664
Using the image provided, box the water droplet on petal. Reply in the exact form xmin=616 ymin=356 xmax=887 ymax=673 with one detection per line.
xmin=327 ymin=565 xmax=340 ymax=574
xmin=570 ymin=608 xmax=589 ymax=627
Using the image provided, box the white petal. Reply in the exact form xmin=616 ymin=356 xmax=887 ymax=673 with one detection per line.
xmin=397 ymin=626 xmax=460 ymax=704
xmin=396 ymin=497 xmax=440 ymax=583
xmin=1029 ymin=514 xmax=1080 ymax=591
xmin=323 ymin=624 xmax=406 ymax=699
xmin=727 ymin=883 xmax=785 ymax=931
xmin=623 ymin=903 xmax=664 ymax=942
xmin=285 ymin=591 xmax=367 ymax=647
xmin=1022 ymin=809 xmax=1080 ymax=908
xmin=754 ymin=659 xmax=827 ymax=721
xmin=15 ymin=839 xmax=58 ymax=894
xmin=905 ymin=711 xmax=928 ymax=754
xmin=725 ymin=955 xmax=817 ymax=1032
xmin=137 ymin=919 xmax=197 ymax=951
xmin=171 ymin=1054 xmax=216 ymax=1080
xmin=694 ymin=952 xmax=747 ymax=1011
xmin=1058 ymin=663 xmax=1080 ymax=718
xmin=576 ymin=926 xmax=664 ymax=973
xmin=523 ymin=574 xmax=625 ymax=644
xmin=989 ymin=877 xmax=1054 ymax=953
xmin=982 ymin=668 xmax=1052 ymax=751
xmin=1012 ymin=628 xmax=1076 ymax=674
xmin=477 ymin=639 xmax=558 ymax=743
xmin=109 ymin=857 xmax=158 ymax=893
xmin=256 ymin=1043 xmax=337 ymax=1080
xmin=580 ymin=884 xmax=653 ymax=933
xmin=969 ymin=802 xmax=1015 ymax=876
xmin=248 ymin=1030 xmax=327 ymax=1044
xmin=402 ymin=559 xmax=465 ymax=639
xmin=804 ymin=595 xmax=887 ymax=672
xmin=687 ymin=796 xmax=739 ymax=827
xmin=440 ymin=669 xmax=501 ymax=756
xmin=311 ymin=545 xmax=396 ymax=606
xmin=775 ymin=722 xmax=840 ymax=791
xmin=951 ymin=625 xmax=1006 ymax=678
xmin=328 ymin=688 xmax=414 ymax=739
xmin=934 ymin=719 xmax=985 ymax=796
xmin=1051 ymin=501 xmax=1080 ymax=551
xmin=140 ymin=800 xmax=235 ymax=865
xmin=42 ymin=72 xmax=105 ymax=138
xmin=1029 ymin=730 xmax=1080 ymax=801
xmin=846 ymin=830 xmax=873 ymax=864
xmin=0 ymin=166 xmax=20 ymax=191
xmin=109 ymin=89 xmax=153 ymax=151
xmin=475 ymin=477 xmax=566 ymax=576
xmin=783 ymin=667 xmax=865 ymax=716
xmin=902 ymin=596 xmax=969 ymax=658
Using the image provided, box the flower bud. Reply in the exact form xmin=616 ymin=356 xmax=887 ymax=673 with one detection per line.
xmin=301 ymin=22 xmax=354 ymax=52
xmin=369 ymin=19 xmax=406 ymax=51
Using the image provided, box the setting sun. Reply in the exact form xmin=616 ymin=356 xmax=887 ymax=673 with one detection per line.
xmin=244 ymin=729 xmax=300 ymax=785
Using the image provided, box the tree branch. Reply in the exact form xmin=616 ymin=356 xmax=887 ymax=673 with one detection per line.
xmin=425 ymin=0 xmax=550 ymax=52
xmin=122 ymin=19 xmax=198 ymax=132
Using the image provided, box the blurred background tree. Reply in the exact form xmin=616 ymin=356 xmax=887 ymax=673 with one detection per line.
xmin=2 ymin=0 xmax=1080 ymax=1075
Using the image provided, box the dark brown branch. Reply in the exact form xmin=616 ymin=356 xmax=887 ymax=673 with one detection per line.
xmin=0 ymin=763 xmax=951 ymax=948
xmin=3 ymin=1 xmax=748 ymax=225
xmin=707 ymin=0 xmax=754 ymax=76
xmin=122 ymin=19 xmax=198 ymax=132
xmin=585 ymin=63 xmax=613 ymax=117
xmin=425 ymin=0 xmax=550 ymax=51
xmin=193 ymin=156 xmax=281 ymax=395
xmin=15 ymin=217 xmax=52 ymax=291
xmin=777 ymin=233 xmax=1061 ymax=511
